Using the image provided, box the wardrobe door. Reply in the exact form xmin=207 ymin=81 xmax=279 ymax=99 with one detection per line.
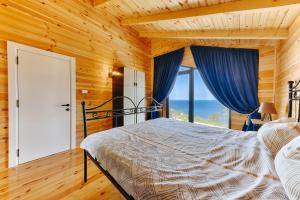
xmin=136 ymin=87 xmax=145 ymax=123
xmin=136 ymin=71 xmax=146 ymax=123
xmin=124 ymin=67 xmax=135 ymax=87
xmin=124 ymin=67 xmax=135 ymax=125
xmin=136 ymin=70 xmax=145 ymax=88
xmin=124 ymin=86 xmax=135 ymax=125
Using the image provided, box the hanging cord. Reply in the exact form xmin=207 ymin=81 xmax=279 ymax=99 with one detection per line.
xmin=248 ymin=107 xmax=259 ymax=115
xmin=245 ymin=107 xmax=259 ymax=125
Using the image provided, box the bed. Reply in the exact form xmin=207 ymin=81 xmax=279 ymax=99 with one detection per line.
xmin=80 ymin=81 xmax=300 ymax=200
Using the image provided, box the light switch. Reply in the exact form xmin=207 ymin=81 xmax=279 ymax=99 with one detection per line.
xmin=81 ymin=90 xmax=88 ymax=94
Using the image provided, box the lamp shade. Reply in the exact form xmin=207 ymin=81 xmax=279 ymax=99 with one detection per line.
xmin=258 ymin=102 xmax=277 ymax=114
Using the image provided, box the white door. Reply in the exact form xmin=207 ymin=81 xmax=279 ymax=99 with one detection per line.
xmin=124 ymin=67 xmax=135 ymax=87
xmin=136 ymin=87 xmax=146 ymax=123
xmin=136 ymin=71 xmax=145 ymax=88
xmin=136 ymin=71 xmax=146 ymax=123
xmin=123 ymin=67 xmax=136 ymax=125
xmin=124 ymin=86 xmax=135 ymax=125
xmin=18 ymin=49 xmax=71 ymax=164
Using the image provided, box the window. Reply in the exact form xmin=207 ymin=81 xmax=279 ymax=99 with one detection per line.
xmin=169 ymin=72 xmax=189 ymax=122
xmin=193 ymin=70 xmax=229 ymax=127
xmin=168 ymin=66 xmax=230 ymax=128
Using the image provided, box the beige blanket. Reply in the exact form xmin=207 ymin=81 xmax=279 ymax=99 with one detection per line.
xmin=80 ymin=118 xmax=288 ymax=200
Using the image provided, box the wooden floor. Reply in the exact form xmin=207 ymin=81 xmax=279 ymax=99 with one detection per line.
xmin=0 ymin=148 xmax=124 ymax=200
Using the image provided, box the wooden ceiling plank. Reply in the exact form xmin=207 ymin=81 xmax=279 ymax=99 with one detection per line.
xmin=139 ymin=29 xmax=289 ymax=40
xmin=121 ymin=0 xmax=300 ymax=25
xmin=93 ymin=0 xmax=110 ymax=7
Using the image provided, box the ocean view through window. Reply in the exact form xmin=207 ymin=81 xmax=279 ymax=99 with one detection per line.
xmin=169 ymin=70 xmax=189 ymax=122
xmin=169 ymin=66 xmax=229 ymax=128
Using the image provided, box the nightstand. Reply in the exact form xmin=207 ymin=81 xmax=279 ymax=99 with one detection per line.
xmin=251 ymin=119 xmax=271 ymax=130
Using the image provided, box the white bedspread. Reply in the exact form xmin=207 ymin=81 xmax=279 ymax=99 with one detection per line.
xmin=80 ymin=118 xmax=288 ymax=200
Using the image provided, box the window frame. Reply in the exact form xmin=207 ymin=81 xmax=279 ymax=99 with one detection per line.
xmin=167 ymin=66 xmax=231 ymax=128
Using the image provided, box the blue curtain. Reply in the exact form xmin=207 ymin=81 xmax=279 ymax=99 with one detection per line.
xmin=152 ymin=48 xmax=184 ymax=119
xmin=190 ymin=46 xmax=260 ymax=131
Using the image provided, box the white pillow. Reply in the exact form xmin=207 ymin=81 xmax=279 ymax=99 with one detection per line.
xmin=275 ymin=136 xmax=300 ymax=200
xmin=257 ymin=121 xmax=300 ymax=157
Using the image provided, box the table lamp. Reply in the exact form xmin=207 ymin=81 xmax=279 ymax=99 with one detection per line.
xmin=258 ymin=102 xmax=277 ymax=121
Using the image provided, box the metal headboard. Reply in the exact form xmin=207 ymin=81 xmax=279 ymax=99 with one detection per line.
xmin=81 ymin=96 xmax=163 ymax=138
xmin=288 ymin=80 xmax=300 ymax=122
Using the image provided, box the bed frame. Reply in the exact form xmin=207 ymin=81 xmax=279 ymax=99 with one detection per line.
xmin=288 ymin=80 xmax=300 ymax=122
xmin=81 ymin=96 xmax=163 ymax=200
xmin=81 ymin=80 xmax=298 ymax=199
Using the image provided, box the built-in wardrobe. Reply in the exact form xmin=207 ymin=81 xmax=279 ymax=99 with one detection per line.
xmin=112 ymin=67 xmax=145 ymax=127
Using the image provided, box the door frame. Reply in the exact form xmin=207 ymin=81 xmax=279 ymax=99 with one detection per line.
xmin=7 ymin=41 xmax=76 ymax=168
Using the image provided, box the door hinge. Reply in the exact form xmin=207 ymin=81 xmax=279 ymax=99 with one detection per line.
xmin=16 ymin=149 xmax=19 ymax=157
xmin=16 ymin=56 xmax=19 ymax=65
xmin=16 ymin=99 xmax=19 ymax=108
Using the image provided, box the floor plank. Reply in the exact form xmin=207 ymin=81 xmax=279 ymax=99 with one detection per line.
xmin=0 ymin=148 xmax=124 ymax=200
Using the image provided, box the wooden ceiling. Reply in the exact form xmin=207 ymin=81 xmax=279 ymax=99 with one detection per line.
xmin=93 ymin=0 xmax=300 ymax=40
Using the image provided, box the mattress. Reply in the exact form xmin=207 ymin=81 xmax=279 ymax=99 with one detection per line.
xmin=80 ymin=118 xmax=288 ymax=200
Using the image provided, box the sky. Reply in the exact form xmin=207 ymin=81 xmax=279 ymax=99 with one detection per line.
xmin=169 ymin=67 xmax=216 ymax=100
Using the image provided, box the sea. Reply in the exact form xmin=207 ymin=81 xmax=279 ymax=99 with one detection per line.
xmin=169 ymin=99 xmax=228 ymax=119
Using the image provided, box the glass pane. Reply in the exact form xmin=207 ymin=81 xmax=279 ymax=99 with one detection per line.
xmin=194 ymin=70 xmax=229 ymax=127
xmin=179 ymin=66 xmax=190 ymax=72
xmin=169 ymin=73 xmax=189 ymax=122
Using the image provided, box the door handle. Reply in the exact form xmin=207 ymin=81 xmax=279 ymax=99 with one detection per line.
xmin=61 ymin=104 xmax=70 ymax=107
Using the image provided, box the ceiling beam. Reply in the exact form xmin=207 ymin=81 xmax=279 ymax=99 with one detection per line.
xmin=93 ymin=0 xmax=110 ymax=7
xmin=139 ymin=29 xmax=289 ymax=40
xmin=122 ymin=0 xmax=300 ymax=25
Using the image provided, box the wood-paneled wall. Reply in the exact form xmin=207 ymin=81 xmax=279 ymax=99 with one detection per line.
xmin=152 ymin=39 xmax=276 ymax=130
xmin=0 ymin=0 xmax=151 ymax=170
xmin=275 ymin=15 xmax=300 ymax=118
